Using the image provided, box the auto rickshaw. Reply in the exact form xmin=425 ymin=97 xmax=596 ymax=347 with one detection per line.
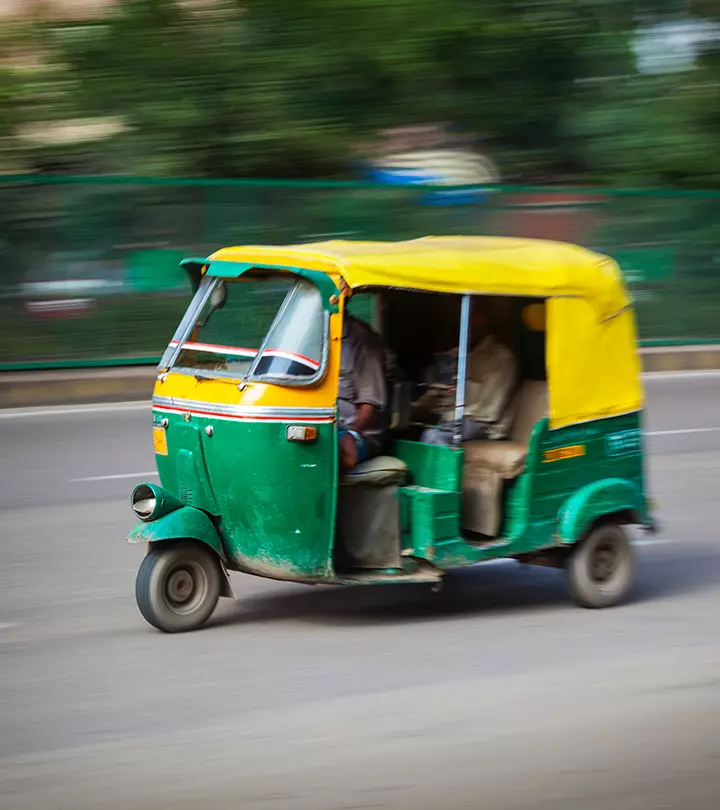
xmin=127 ymin=236 xmax=654 ymax=632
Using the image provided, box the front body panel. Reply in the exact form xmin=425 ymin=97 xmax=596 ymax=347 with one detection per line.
xmin=152 ymin=400 xmax=337 ymax=581
xmin=148 ymin=303 xmax=342 ymax=582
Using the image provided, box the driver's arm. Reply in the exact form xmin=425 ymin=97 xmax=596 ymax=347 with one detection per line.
xmin=350 ymin=402 xmax=377 ymax=432
xmin=349 ymin=338 xmax=386 ymax=431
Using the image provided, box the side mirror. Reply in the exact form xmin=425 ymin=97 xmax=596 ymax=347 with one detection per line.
xmin=197 ymin=282 xmax=227 ymax=329
xmin=210 ymin=282 xmax=227 ymax=312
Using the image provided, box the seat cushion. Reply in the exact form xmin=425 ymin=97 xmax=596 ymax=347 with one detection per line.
xmin=509 ymin=381 xmax=548 ymax=444
xmin=464 ymin=440 xmax=528 ymax=478
xmin=341 ymin=455 xmax=408 ymax=487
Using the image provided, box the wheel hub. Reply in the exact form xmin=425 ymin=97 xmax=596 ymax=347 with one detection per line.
xmin=167 ymin=568 xmax=196 ymax=605
xmin=163 ymin=560 xmax=210 ymax=615
xmin=591 ymin=542 xmax=619 ymax=583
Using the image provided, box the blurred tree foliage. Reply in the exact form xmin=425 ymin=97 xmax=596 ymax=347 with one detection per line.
xmin=0 ymin=0 xmax=718 ymax=185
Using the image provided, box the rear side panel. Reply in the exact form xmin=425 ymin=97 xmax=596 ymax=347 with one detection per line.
xmin=386 ymin=414 xmax=648 ymax=570
xmin=503 ymin=411 xmax=648 ymax=553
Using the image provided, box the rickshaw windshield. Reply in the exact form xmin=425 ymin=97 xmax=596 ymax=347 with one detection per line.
xmin=159 ymin=276 xmax=326 ymax=383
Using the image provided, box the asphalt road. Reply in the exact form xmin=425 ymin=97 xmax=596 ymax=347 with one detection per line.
xmin=1 ymin=372 xmax=719 ymax=810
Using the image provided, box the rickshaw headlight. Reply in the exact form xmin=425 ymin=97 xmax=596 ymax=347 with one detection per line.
xmin=131 ymin=484 xmax=157 ymax=521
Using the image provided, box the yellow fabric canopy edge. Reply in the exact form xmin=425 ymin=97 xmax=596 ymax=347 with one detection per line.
xmin=209 ymin=236 xmax=629 ymax=322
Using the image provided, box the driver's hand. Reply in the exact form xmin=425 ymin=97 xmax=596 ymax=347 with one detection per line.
xmin=339 ymin=433 xmax=359 ymax=473
xmin=413 ymin=388 xmax=448 ymax=419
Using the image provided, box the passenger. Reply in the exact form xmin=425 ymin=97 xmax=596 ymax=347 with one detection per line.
xmin=419 ymin=300 xmax=518 ymax=444
xmin=338 ymin=313 xmax=388 ymax=472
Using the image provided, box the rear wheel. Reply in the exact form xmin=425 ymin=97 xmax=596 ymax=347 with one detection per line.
xmin=566 ymin=523 xmax=634 ymax=609
xmin=135 ymin=541 xmax=222 ymax=632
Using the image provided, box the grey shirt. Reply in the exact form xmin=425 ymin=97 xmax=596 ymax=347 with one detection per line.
xmin=338 ymin=315 xmax=387 ymax=450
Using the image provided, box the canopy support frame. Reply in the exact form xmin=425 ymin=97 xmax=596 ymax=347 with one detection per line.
xmin=453 ymin=294 xmax=471 ymax=446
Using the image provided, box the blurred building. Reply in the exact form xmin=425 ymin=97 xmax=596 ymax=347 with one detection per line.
xmin=0 ymin=0 xmax=219 ymax=19
xmin=369 ymin=125 xmax=500 ymax=188
xmin=365 ymin=124 xmax=500 ymax=211
xmin=0 ymin=0 xmax=113 ymax=20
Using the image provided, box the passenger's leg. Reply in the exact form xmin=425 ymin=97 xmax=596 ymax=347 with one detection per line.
xmin=420 ymin=426 xmax=454 ymax=445
xmin=421 ymin=420 xmax=490 ymax=444
xmin=461 ymin=419 xmax=490 ymax=440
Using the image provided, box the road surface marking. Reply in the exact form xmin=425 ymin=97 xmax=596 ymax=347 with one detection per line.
xmin=72 ymin=471 xmax=159 ymax=482
xmin=633 ymin=538 xmax=674 ymax=546
xmin=644 ymin=370 xmax=720 ymax=380
xmin=647 ymin=427 xmax=720 ymax=436
xmin=0 ymin=401 xmax=150 ymax=419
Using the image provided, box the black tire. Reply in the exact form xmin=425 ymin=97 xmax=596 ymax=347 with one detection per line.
xmin=566 ymin=523 xmax=635 ymax=609
xmin=135 ymin=541 xmax=222 ymax=632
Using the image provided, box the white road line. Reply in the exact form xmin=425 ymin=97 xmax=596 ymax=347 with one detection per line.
xmin=0 ymin=401 xmax=150 ymax=419
xmin=72 ymin=471 xmax=159 ymax=482
xmin=647 ymin=427 xmax=720 ymax=436
xmin=643 ymin=370 xmax=720 ymax=380
xmin=0 ymin=623 xmax=17 ymax=630
xmin=633 ymin=538 xmax=675 ymax=547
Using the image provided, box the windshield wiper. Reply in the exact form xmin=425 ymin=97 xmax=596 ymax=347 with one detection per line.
xmin=191 ymin=370 xmax=239 ymax=384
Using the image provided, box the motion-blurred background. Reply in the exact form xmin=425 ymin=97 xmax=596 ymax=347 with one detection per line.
xmin=1 ymin=0 xmax=720 ymax=368
xmin=3 ymin=6 xmax=720 ymax=810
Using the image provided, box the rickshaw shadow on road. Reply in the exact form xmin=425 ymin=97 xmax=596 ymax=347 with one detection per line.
xmin=211 ymin=564 xmax=574 ymax=628
xmin=209 ymin=548 xmax=720 ymax=629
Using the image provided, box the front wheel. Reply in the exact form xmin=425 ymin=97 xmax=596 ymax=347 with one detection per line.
xmin=135 ymin=541 xmax=222 ymax=632
xmin=566 ymin=523 xmax=635 ymax=609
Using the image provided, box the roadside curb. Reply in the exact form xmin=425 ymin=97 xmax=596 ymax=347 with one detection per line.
xmin=640 ymin=345 xmax=720 ymax=373
xmin=0 ymin=366 xmax=157 ymax=408
xmin=1 ymin=347 xmax=719 ymax=408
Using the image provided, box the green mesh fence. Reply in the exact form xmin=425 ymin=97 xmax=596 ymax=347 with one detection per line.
xmin=1 ymin=176 xmax=719 ymax=368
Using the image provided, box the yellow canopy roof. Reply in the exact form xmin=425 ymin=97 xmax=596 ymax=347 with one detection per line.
xmin=209 ymin=235 xmax=642 ymax=427
xmin=210 ymin=236 xmax=630 ymax=321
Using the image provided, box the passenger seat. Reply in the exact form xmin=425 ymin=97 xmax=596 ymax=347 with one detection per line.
xmin=462 ymin=380 xmax=548 ymax=536
xmin=464 ymin=380 xmax=548 ymax=476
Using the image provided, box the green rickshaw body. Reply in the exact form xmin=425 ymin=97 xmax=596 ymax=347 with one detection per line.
xmin=129 ymin=409 xmax=649 ymax=577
